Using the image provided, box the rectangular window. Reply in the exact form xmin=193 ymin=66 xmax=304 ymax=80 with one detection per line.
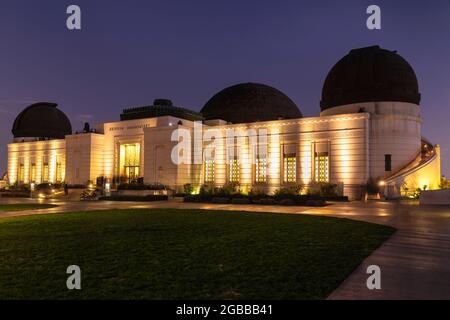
xmin=18 ymin=164 xmax=24 ymax=183
xmin=283 ymin=153 xmax=296 ymax=183
xmin=315 ymin=152 xmax=329 ymax=182
xmin=30 ymin=163 xmax=36 ymax=183
xmin=56 ymin=161 xmax=63 ymax=182
xmin=385 ymin=154 xmax=392 ymax=172
xmin=229 ymin=158 xmax=240 ymax=183
xmin=204 ymin=159 xmax=215 ymax=183
xmin=42 ymin=163 xmax=49 ymax=182
xmin=255 ymin=156 xmax=267 ymax=183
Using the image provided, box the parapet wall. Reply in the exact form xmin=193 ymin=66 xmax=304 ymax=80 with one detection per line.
xmin=420 ymin=189 xmax=450 ymax=205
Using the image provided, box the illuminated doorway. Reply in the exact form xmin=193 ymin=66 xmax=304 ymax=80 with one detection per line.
xmin=120 ymin=143 xmax=141 ymax=183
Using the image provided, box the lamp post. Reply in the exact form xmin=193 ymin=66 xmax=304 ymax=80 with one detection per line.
xmin=30 ymin=182 xmax=35 ymax=198
xmin=105 ymin=182 xmax=111 ymax=197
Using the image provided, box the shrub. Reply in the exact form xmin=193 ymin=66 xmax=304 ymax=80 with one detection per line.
xmin=7 ymin=184 xmax=30 ymax=192
xmin=278 ymin=199 xmax=295 ymax=206
xmin=273 ymin=185 xmax=302 ymax=201
xmin=1 ymin=193 xmax=29 ymax=198
xmin=196 ymin=184 xmax=216 ymax=201
xmin=259 ymin=198 xmax=275 ymax=205
xmin=307 ymin=182 xmax=339 ymax=197
xmin=440 ymin=177 xmax=450 ymax=189
xmin=118 ymin=183 xmax=166 ymax=190
xmin=211 ymin=197 xmax=229 ymax=204
xmin=199 ymin=184 xmax=214 ymax=197
xmin=96 ymin=176 xmax=106 ymax=187
xmin=183 ymin=183 xmax=194 ymax=195
xmin=322 ymin=195 xmax=348 ymax=202
xmin=400 ymin=182 xmax=427 ymax=199
xmin=306 ymin=185 xmax=321 ymax=196
xmin=231 ymin=198 xmax=250 ymax=204
xmin=411 ymin=186 xmax=427 ymax=199
xmin=215 ymin=182 xmax=240 ymax=196
xmin=99 ymin=195 xmax=168 ymax=201
xmin=249 ymin=186 xmax=267 ymax=199
xmin=274 ymin=185 xmax=302 ymax=196
xmin=365 ymin=178 xmax=380 ymax=195
xmin=183 ymin=195 xmax=200 ymax=203
xmin=319 ymin=182 xmax=338 ymax=197
xmin=306 ymin=199 xmax=326 ymax=207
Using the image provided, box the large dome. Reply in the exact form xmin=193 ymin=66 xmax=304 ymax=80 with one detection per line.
xmin=320 ymin=45 xmax=421 ymax=111
xmin=201 ymin=83 xmax=302 ymax=123
xmin=12 ymin=102 xmax=72 ymax=139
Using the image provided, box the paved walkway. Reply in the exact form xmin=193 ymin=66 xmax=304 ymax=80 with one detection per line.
xmin=1 ymin=198 xmax=449 ymax=299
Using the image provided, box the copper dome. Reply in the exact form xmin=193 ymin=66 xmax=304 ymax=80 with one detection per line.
xmin=12 ymin=102 xmax=72 ymax=139
xmin=201 ymin=83 xmax=302 ymax=124
xmin=321 ymin=45 xmax=421 ymax=111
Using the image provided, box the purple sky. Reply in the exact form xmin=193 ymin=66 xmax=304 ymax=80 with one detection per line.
xmin=1 ymin=0 xmax=449 ymax=176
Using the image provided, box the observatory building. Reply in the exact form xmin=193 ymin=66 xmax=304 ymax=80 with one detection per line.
xmin=7 ymin=46 xmax=441 ymax=199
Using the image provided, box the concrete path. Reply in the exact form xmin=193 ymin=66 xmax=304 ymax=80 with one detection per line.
xmin=1 ymin=198 xmax=449 ymax=299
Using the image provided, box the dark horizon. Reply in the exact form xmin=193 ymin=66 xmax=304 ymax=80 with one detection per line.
xmin=1 ymin=0 xmax=449 ymax=176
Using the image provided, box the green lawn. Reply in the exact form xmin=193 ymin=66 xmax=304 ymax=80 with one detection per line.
xmin=0 ymin=209 xmax=395 ymax=299
xmin=0 ymin=203 xmax=58 ymax=211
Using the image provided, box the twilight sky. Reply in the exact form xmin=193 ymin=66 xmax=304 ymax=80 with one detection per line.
xmin=0 ymin=0 xmax=449 ymax=176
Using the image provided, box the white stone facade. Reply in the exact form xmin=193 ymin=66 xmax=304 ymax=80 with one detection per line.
xmin=7 ymin=101 xmax=440 ymax=200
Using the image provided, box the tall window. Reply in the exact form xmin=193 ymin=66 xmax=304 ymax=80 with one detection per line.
xmin=42 ymin=162 xmax=49 ymax=182
xmin=385 ymin=154 xmax=392 ymax=172
xmin=18 ymin=164 xmax=24 ymax=183
xmin=120 ymin=143 xmax=140 ymax=182
xmin=204 ymin=159 xmax=215 ymax=183
xmin=56 ymin=158 xmax=63 ymax=182
xmin=283 ymin=153 xmax=296 ymax=183
xmin=315 ymin=152 xmax=329 ymax=182
xmin=30 ymin=163 xmax=36 ymax=183
xmin=255 ymin=156 xmax=267 ymax=183
xmin=229 ymin=158 xmax=240 ymax=183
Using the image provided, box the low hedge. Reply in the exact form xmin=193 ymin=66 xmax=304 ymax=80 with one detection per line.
xmin=98 ymin=195 xmax=168 ymax=201
xmin=117 ymin=184 xmax=167 ymax=191
xmin=0 ymin=193 xmax=29 ymax=198
xmin=67 ymin=184 xmax=86 ymax=189
xmin=174 ymin=193 xmax=187 ymax=197
xmin=183 ymin=194 xmax=334 ymax=206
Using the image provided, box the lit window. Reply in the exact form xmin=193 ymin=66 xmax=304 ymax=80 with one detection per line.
xmin=204 ymin=159 xmax=215 ymax=183
xmin=283 ymin=153 xmax=296 ymax=183
xmin=229 ymin=158 xmax=240 ymax=183
xmin=43 ymin=162 xmax=49 ymax=182
xmin=30 ymin=163 xmax=36 ymax=182
xmin=255 ymin=157 xmax=267 ymax=183
xmin=56 ymin=160 xmax=63 ymax=182
xmin=315 ymin=152 xmax=329 ymax=182
xmin=18 ymin=164 xmax=24 ymax=183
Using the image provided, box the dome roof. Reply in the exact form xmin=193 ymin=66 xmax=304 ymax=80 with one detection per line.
xmin=201 ymin=83 xmax=302 ymax=123
xmin=320 ymin=45 xmax=421 ymax=111
xmin=12 ymin=102 xmax=72 ymax=139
